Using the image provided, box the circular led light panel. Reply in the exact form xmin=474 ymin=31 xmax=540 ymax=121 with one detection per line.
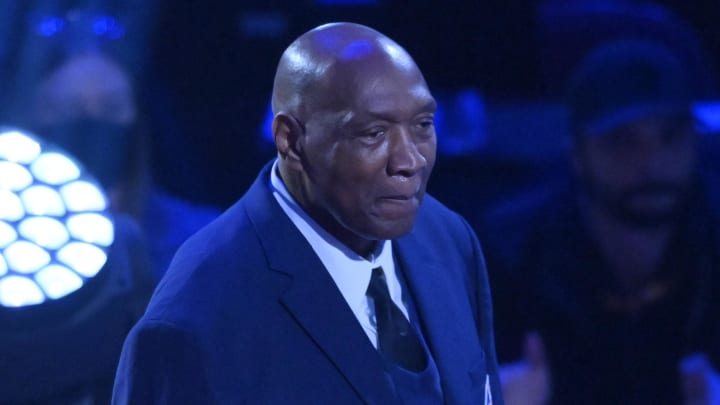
xmin=0 ymin=128 xmax=114 ymax=308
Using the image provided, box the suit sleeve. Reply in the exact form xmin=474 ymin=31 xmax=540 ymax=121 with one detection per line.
xmin=462 ymin=217 xmax=505 ymax=405
xmin=112 ymin=320 xmax=214 ymax=404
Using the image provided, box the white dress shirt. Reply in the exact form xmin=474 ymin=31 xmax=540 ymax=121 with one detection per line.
xmin=269 ymin=159 xmax=410 ymax=348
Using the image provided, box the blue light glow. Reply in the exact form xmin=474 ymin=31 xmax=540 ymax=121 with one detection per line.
xmin=36 ymin=16 xmax=65 ymax=37
xmin=33 ymin=13 xmax=125 ymax=40
xmin=435 ymin=88 xmax=488 ymax=156
xmin=92 ymin=16 xmax=125 ymax=39
xmin=261 ymin=101 xmax=274 ymax=145
xmin=694 ymin=101 xmax=720 ymax=134
xmin=340 ymin=40 xmax=374 ymax=61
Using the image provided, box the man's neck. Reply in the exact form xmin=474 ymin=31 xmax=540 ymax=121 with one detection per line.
xmin=276 ymin=160 xmax=378 ymax=257
xmin=582 ymin=200 xmax=675 ymax=291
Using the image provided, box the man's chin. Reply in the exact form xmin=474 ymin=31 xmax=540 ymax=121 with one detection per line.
xmin=612 ymin=206 xmax=682 ymax=229
xmin=362 ymin=215 xmax=418 ymax=241
xmin=586 ymin=183 xmax=691 ymax=229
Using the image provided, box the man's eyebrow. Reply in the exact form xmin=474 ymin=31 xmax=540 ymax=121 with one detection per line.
xmin=420 ymin=99 xmax=437 ymax=112
xmin=362 ymin=99 xmax=438 ymax=119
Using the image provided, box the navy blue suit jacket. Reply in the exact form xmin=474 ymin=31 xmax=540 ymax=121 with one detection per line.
xmin=112 ymin=163 xmax=503 ymax=404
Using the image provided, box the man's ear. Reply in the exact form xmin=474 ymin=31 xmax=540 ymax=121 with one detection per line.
xmin=273 ymin=112 xmax=305 ymax=171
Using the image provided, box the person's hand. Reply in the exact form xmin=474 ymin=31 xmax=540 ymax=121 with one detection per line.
xmin=679 ymin=353 xmax=720 ymax=405
xmin=499 ymin=332 xmax=551 ymax=405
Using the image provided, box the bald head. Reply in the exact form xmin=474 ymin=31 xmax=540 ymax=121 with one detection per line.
xmin=270 ymin=23 xmax=436 ymax=255
xmin=271 ymin=23 xmax=422 ymax=118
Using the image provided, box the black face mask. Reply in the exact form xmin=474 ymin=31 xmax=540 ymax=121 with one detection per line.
xmin=39 ymin=118 xmax=137 ymax=188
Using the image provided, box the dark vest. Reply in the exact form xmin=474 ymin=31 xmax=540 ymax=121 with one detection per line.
xmin=385 ymin=265 xmax=444 ymax=404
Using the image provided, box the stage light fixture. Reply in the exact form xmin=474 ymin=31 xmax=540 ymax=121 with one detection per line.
xmin=0 ymin=128 xmax=114 ymax=308
xmin=0 ymin=127 xmax=154 ymax=404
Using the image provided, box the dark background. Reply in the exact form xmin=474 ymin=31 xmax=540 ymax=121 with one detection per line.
xmin=1 ymin=0 xmax=719 ymax=210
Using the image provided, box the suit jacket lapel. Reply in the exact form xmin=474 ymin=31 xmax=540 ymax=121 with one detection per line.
xmin=395 ymin=231 xmax=485 ymax=403
xmin=243 ymin=163 xmax=398 ymax=404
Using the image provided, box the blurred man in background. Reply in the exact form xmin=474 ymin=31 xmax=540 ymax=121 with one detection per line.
xmin=25 ymin=49 xmax=220 ymax=279
xmin=487 ymin=40 xmax=720 ymax=405
xmin=0 ymin=9 xmax=218 ymax=403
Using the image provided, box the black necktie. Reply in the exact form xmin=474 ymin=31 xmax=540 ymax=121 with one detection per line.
xmin=366 ymin=267 xmax=427 ymax=371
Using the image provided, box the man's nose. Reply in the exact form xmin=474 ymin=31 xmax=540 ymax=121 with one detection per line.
xmin=633 ymin=135 xmax=689 ymax=177
xmin=387 ymin=127 xmax=427 ymax=177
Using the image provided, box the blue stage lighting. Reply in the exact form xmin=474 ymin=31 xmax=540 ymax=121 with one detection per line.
xmin=261 ymin=101 xmax=274 ymax=145
xmin=694 ymin=101 xmax=720 ymax=134
xmin=0 ymin=127 xmax=154 ymax=403
xmin=92 ymin=15 xmax=125 ymax=39
xmin=36 ymin=16 xmax=66 ymax=37
xmin=32 ymin=12 xmax=126 ymax=40
xmin=0 ymin=129 xmax=114 ymax=308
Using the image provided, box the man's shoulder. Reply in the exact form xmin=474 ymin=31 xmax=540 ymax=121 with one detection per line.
xmin=165 ymin=165 xmax=277 ymax=271
xmin=409 ymin=194 xmax=483 ymax=262
xmin=137 ymin=224 xmax=286 ymax=344
xmin=140 ymin=188 xmax=278 ymax=326
xmin=477 ymin=182 xmax=576 ymax=270
xmin=417 ymin=194 xmax=466 ymax=229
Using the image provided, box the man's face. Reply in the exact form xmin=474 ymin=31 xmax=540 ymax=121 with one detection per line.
xmin=32 ymin=54 xmax=139 ymax=190
xmin=34 ymin=54 xmax=136 ymax=126
xmin=297 ymin=56 xmax=437 ymax=247
xmin=574 ymin=112 xmax=697 ymax=227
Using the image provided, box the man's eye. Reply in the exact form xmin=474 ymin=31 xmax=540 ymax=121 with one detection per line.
xmin=366 ymin=129 xmax=385 ymax=138
xmin=418 ymin=120 xmax=434 ymax=129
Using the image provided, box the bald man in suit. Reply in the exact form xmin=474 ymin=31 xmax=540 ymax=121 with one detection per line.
xmin=112 ymin=22 xmax=502 ymax=405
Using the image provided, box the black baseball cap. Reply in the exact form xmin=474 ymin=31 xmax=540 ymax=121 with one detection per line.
xmin=567 ymin=39 xmax=695 ymax=137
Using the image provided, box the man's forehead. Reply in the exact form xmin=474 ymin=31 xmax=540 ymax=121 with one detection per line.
xmin=41 ymin=55 xmax=132 ymax=99
xmin=302 ymin=24 xmax=416 ymax=80
xmin=313 ymin=54 xmax=433 ymax=124
xmin=334 ymin=37 xmax=413 ymax=68
xmin=335 ymin=92 xmax=436 ymax=127
xmin=608 ymin=112 xmax=694 ymax=135
xmin=362 ymin=85 xmax=435 ymax=113
xmin=330 ymin=44 xmax=424 ymax=92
